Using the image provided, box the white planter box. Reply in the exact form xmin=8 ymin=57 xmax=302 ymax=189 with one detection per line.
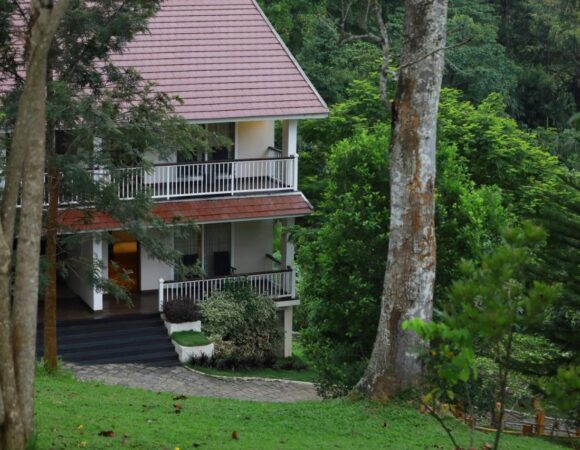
xmin=164 ymin=320 xmax=201 ymax=336
xmin=172 ymin=341 xmax=214 ymax=364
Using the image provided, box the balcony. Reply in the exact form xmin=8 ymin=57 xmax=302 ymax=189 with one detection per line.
xmin=46 ymin=156 xmax=299 ymax=206
xmin=158 ymin=269 xmax=296 ymax=312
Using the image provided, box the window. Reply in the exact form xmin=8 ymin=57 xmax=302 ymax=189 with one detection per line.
xmin=208 ymin=123 xmax=235 ymax=161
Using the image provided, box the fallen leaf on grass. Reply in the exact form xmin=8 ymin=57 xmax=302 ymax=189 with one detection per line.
xmin=231 ymin=431 xmax=239 ymax=440
xmin=381 ymin=420 xmax=388 ymax=428
xmin=78 ymin=441 xmax=87 ymax=448
xmin=174 ymin=403 xmax=183 ymax=410
xmin=98 ymin=430 xmax=115 ymax=438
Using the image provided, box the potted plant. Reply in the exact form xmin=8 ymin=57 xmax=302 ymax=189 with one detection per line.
xmin=162 ymin=298 xmax=202 ymax=336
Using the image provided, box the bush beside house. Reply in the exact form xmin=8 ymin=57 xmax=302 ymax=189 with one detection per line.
xmin=200 ymin=282 xmax=281 ymax=369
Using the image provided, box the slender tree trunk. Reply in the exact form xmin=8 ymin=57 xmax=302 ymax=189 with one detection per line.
xmin=43 ymin=128 xmax=59 ymax=373
xmin=354 ymin=0 xmax=448 ymax=401
xmin=493 ymin=329 xmax=514 ymax=450
xmin=0 ymin=1 xmax=70 ymax=447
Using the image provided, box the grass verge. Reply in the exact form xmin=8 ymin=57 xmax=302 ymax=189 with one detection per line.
xmin=34 ymin=370 xmax=566 ymax=450
xmin=171 ymin=331 xmax=210 ymax=347
xmin=191 ymin=342 xmax=317 ymax=382
xmin=192 ymin=365 xmax=317 ymax=383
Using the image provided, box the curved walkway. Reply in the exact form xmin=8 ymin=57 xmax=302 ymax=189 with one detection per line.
xmin=66 ymin=363 xmax=320 ymax=403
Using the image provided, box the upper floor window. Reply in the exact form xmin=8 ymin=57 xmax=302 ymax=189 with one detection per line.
xmin=207 ymin=123 xmax=235 ymax=161
xmin=177 ymin=122 xmax=235 ymax=164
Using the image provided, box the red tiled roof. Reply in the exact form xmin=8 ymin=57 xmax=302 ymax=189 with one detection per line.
xmin=110 ymin=0 xmax=328 ymax=122
xmin=57 ymin=194 xmax=312 ymax=233
xmin=2 ymin=1 xmax=328 ymax=122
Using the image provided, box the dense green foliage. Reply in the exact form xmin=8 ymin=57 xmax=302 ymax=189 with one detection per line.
xmin=406 ymin=224 xmax=560 ymax=448
xmin=34 ymin=369 xmax=565 ymax=449
xmin=279 ymin=5 xmax=579 ymax=397
xmin=297 ymin=90 xmax=520 ymax=395
xmin=201 ymin=283 xmax=281 ymax=367
xmin=260 ymin=0 xmax=579 ymax=131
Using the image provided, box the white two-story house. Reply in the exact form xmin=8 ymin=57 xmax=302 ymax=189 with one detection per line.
xmin=53 ymin=0 xmax=328 ymax=357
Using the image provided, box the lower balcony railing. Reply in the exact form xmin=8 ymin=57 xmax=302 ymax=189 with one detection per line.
xmin=158 ymin=269 xmax=295 ymax=312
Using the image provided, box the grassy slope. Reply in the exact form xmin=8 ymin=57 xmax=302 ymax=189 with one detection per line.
xmin=34 ymin=371 xmax=565 ymax=450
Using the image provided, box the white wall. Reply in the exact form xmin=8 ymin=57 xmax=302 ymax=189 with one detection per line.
xmin=232 ymin=220 xmax=274 ymax=274
xmin=140 ymin=231 xmax=174 ymax=291
xmin=66 ymin=235 xmax=105 ymax=311
xmin=237 ymin=121 xmax=275 ymax=159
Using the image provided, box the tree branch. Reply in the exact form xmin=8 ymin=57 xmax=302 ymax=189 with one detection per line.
xmin=399 ymin=37 xmax=472 ymax=70
xmin=423 ymin=402 xmax=461 ymax=450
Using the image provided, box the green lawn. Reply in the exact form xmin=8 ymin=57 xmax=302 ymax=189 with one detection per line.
xmin=34 ymin=370 xmax=566 ymax=450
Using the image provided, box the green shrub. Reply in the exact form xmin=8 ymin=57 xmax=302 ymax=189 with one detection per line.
xmin=201 ymin=282 xmax=281 ymax=366
xmin=163 ymin=297 xmax=201 ymax=323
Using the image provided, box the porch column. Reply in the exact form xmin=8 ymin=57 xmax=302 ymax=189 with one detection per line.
xmin=280 ymin=217 xmax=295 ymax=270
xmin=282 ymin=120 xmax=299 ymax=191
xmin=92 ymin=235 xmax=104 ymax=311
xmin=283 ymin=306 xmax=293 ymax=358
xmin=282 ymin=119 xmax=298 ymax=157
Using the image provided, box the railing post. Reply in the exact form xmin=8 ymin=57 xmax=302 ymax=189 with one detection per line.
xmin=166 ymin=166 xmax=171 ymax=200
xmin=158 ymin=278 xmax=165 ymax=313
xmin=290 ymin=268 xmax=296 ymax=299
xmin=293 ymin=154 xmax=299 ymax=191
xmin=231 ymin=161 xmax=235 ymax=196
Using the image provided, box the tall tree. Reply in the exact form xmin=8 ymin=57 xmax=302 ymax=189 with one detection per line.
xmin=1 ymin=1 xmax=213 ymax=372
xmin=0 ymin=1 xmax=70 ymax=447
xmin=355 ymin=0 xmax=448 ymax=400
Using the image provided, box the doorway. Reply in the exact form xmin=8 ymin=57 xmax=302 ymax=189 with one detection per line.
xmin=108 ymin=232 xmax=140 ymax=292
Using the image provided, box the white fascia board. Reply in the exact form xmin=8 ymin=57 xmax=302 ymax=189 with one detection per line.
xmin=189 ymin=113 xmax=328 ymax=125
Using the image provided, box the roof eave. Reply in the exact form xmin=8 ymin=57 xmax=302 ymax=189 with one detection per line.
xmin=189 ymin=112 xmax=329 ymax=124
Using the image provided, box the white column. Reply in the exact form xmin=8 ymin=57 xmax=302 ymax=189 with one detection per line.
xmin=230 ymin=222 xmax=236 ymax=271
xmin=92 ymin=235 xmax=104 ymax=311
xmin=280 ymin=217 xmax=295 ymax=270
xmin=283 ymin=306 xmax=293 ymax=358
xmin=158 ymin=278 xmax=165 ymax=313
xmin=282 ymin=119 xmax=298 ymax=157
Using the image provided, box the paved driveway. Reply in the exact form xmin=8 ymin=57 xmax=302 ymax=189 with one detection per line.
xmin=67 ymin=363 xmax=320 ymax=403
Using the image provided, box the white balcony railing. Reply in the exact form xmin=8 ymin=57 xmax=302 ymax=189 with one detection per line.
xmin=158 ymin=269 xmax=295 ymax=312
xmin=44 ymin=156 xmax=298 ymax=206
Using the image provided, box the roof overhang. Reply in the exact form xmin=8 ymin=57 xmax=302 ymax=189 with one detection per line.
xmin=57 ymin=193 xmax=313 ymax=235
xmin=190 ymin=113 xmax=328 ymax=125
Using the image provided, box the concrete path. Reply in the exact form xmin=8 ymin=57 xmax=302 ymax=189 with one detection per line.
xmin=66 ymin=363 xmax=320 ymax=403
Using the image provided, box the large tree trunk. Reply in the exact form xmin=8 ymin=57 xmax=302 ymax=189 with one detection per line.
xmin=354 ymin=0 xmax=448 ymax=402
xmin=43 ymin=128 xmax=59 ymax=373
xmin=0 ymin=1 xmax=70 ymax=447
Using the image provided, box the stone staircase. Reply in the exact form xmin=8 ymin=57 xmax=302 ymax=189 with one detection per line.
xmin=36 ymin=314 xmax=178 ymax=367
